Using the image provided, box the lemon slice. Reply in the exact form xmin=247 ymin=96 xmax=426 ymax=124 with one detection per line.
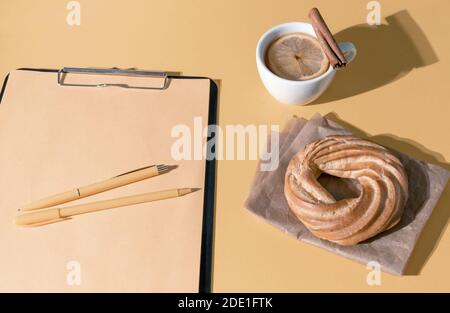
xmin=266 ymin=32 xmax=329 ymax=81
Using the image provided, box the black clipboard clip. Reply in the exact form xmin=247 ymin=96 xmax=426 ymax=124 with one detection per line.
xmin=57 ymin=67 xmax=168 ymax=90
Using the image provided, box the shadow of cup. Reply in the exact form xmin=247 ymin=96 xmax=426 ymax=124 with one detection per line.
xmin=312 ymin=10 xmax=439 ymax=105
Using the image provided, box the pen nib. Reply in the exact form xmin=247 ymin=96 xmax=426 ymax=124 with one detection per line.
xmin=178 ymin=188 xmax=201 ymax=196
xmin=157 ymin=164 xmax=178 ymax=174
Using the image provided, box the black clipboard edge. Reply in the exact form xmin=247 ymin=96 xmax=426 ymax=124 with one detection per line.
xmin=0 ymin=68 xmax=218 ymax=293
xmin=0 ymin=73 xmax=9 ymax=104
xmin=199 ymin=79 xmax=217 ymax=293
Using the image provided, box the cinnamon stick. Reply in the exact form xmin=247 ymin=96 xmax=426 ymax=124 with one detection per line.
xmin=311 ymin=22 xmax=341 ymax=68
xmin=309 ymin=8 xmax=347 ymax=68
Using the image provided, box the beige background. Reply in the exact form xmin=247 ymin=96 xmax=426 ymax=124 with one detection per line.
xmin=0 ymin=0 xmax=449 ymax=292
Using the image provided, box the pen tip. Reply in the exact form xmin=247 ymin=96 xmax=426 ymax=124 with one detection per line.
xmin=178 ymin=188 xmax=201 ymax=196
xmin=157 ymin=164 xmax=178 ymax=174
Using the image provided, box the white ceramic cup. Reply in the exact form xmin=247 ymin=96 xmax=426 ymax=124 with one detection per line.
xmin=256 ymin=22 xmax=357 ymax=105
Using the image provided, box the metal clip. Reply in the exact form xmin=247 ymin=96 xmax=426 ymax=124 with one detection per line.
xmin=57 ymin=67 xmax=168 ymax=90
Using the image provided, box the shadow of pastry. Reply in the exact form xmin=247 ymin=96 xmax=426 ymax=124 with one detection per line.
xmin=366 ymin=158 xmax=429 ymax=240
xmin=312 ymin=10 xmax=438 ymax=105
xmin=324 ymin=112 xmax=450 ymax=275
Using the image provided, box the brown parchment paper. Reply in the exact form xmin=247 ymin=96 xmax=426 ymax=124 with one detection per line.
xmin=245 ymin=113 xmax=450 ymax=275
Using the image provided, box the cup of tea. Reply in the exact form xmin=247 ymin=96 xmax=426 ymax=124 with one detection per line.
xmin=256 ymin=22 xmax=356 ymax=105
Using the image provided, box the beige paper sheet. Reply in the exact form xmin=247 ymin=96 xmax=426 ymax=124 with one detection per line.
xmin=246 ymin=113 xmax=450 ymax=275
xmin=0 ymin=70 xmax=211 ymax=292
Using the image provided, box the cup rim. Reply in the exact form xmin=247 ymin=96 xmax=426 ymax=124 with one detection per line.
xmin=256 ymin=21 xmax=335 ymax=84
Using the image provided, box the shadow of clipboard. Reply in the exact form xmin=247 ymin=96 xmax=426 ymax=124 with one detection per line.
xmin=0 ymin=68 xmax=217 ymax=293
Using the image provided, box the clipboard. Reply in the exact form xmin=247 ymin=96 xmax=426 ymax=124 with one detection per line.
xmin=0 ymin=68 xmax=217 ymax=292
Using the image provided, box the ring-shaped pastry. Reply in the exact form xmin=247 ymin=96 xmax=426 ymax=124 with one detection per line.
xmin=284 ymin=135 xmax=408 ymax=246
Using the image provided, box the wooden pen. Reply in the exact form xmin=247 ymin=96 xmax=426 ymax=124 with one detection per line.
xmin=16 ymin=188 xmax=199 ymax=227
xmin=22 ymin=164 xmax=175 ymax=212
